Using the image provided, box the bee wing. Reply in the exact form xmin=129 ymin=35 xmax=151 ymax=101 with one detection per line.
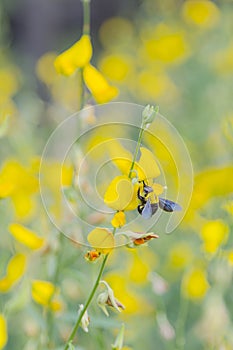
xmin=141 ymin=199 xmax=153 ymax=219
xmin=159 ymin=198 xmax=182 ymax=212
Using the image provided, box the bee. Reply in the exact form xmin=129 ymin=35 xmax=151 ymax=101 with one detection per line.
xmin=137 ymin=181 xmax=181 ymax=219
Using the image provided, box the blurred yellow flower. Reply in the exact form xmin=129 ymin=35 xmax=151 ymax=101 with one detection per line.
xmin=182 ymin=0 xmax=220 ymax=28
xmin=144 ymin=25 xmax=189 ymax=64
xmin=0 ymin=253 xmax=27 ymax=293
xmin=186 ymin=166 xmax=233 ymax=222
xmin=87 ymin=227 xmax=115 ymax=254
xmin=0 ymin=314 xmax=7 ymax=349
xmin=36 ymin=52 xmax=58 ymax=85
xmin=99 ymin=17 xmax=134 ymax=48
xmin=0 ymin=159 xmax=38 ymax=218
xmin=182 ymin=267 xmax=209 ymax=300
xmin=134 ymin=69 xmax=178 ymax=101
xmin=111 ymin=211 xmax=126 ymax=228
xmin=0 ymin=66 xmax=20 ymax=98
xmin=83 ymin=64 xmax=118 ymax=103
xmin=99 ymin=54 xmax=132 ymax=82
xmin=129 ymin=251 xmax=150 ymax=284
xmin=9 ymin=223 xmax=45 ymax=250
xmin=31 ymin=280 xmax=63 ymax=312
xmin=168 ymin=242 xmax=194 ymax=270
xmin=200 ymin=220 xmax=229 ymax=254
xmin=54 ymin=34 xmax=92 ymax=76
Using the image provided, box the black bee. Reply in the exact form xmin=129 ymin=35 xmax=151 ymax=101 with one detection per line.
xmin=137 ymin=182 xmax=181 ymax=219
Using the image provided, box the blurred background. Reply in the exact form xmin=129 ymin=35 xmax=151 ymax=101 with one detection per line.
xmin=0 ymin=0 xmax=233 ymax=349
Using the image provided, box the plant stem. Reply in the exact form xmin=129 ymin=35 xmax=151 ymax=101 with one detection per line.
xmin=63 ymin=253 xmax=109 ymax=350
xmin=81 ymin=0 xmax=91 ymax=35
xmin=128 ymin=123 xmax=144 ymax=178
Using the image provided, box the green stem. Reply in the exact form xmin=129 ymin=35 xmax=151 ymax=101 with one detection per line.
xmin=63 ymin=253 xmax=109 ymax=350
xmin=128 ymin=123 xmax=144 ymax=178
xmin=81 ymin=0 xmax=91 ymax=35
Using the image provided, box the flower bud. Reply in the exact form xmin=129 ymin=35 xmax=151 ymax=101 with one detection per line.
xmin=142 ymin=104 xmax=159 ymax=126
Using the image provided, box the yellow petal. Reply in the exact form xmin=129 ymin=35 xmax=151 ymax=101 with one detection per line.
xmin=0 ymin=314 xmax=8 ymax=349
xmin=200 ymin=220 xmax=229 ymax=254
xmin=83 ymin=64 xmax=118 ymax=103
xmin=32 ymin=280 xmax=56 ymax=307
xmin=54 ymin=35 xmax=92 ymax=76
xmin=182 ymin=267 xmax=209 ymax=300
xmin=9 ymin=223 xmax=45 ymax=250
xmin=104 ymin=175 xmax=138 ymax=211
xmin=108 ymin=140 xmax=133 ymax=175
xmin=0 ymin=277 xmax=12 ymax=293
xmin=0 ymin=254 xmax=27 ymax=292
xmin=11 ymin=192 xmax=36 ymax=219
xmin=182 ymin=0 xmax=220 ymax=28
xmin=87 ymin=227 xmax=115 ymax=254
xmin=136 ymin=147 xmax=160 ymax=181
xmin=111 ymin=211 xmax=126 ymax=228
xmin=7 ymin=253 xmax=27 ymax=283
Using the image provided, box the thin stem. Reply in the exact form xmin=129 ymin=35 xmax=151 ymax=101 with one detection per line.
xmin=63 ymin=253 xmax=109 ymax=350
xmin=128 ymin=123 xmax=144 ymax=178
xmin=81 ymin=0 xmax=91 ymax=35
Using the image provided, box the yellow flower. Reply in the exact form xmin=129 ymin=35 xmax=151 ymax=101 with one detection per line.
xmin=54 ymin=34 xmax=92 ymax=76
xmin=31 ymin=280 xmax=63 ymax=312
xmin=104 ymin=145 xmax=161 ymax=211
xmin=83 ymin=64 xmax=118 ymax=103
xmin=0 ymin=314 xmax=7 ymax=349
xmin=134 ymin=69 xmax=178 ymax=101
xmin=99 ymin=54 xmax=132 ymax=82
xmin=182 ymin=267 xmax=209 ymax=300
xmin=36 ymin=52 xmax=58 ymax=85
xmin=0 ymin=66 xmax=20 ymax=98
xmin=144 ymin=24 xmax=189 ymax=64
xmin=0 ymin=253 xmax=27 ymax=293
xmin=168 ymin=243 xmax=194 ymax=270
xmin=87 ymin=227 xmax=115 ymax=254
xmin=99 ymin=17 xmax=134 ymax=48
xmin=200 ymin=220 xmax=229 ymax=254
xmin=111 ymin=211 xmax=126 ymax=228
xmin=182 ymin=0 xmax=220 ymax=28
xmin=129 ymin=251 xmax=150 ymax=284
xmin=0 ymin=159 xmax=38 ymax=218
xmin=186 ymin=166 xmax=233 ymax=223
xmin=9 ymin=223 xmax=45 ymax=250
xmin=104 ymin=175 xmax=137 ymax=211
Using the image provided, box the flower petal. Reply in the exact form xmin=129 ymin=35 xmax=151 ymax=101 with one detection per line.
xmin=136 ymin=147 xmax=160 ymax=181
xmin=83 ymin=64 xmax=118 ymax=103
xmin=111 ymin=211 xmax=126 ymax=228
xmin=9 ymin=223 xmax=45 ymax=250
xmin=87 ymin=227 xmax=115 ymax=254
xmin=104 ymin=175 xmax=138 ymax=211
xmin=0 ymin=314 xmax=8 ymax=349
xmin=54 ymin=35 xmax=92 ymax=76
